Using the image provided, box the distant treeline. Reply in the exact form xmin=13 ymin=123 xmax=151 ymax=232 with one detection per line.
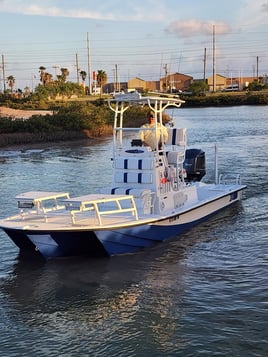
xmin=0 ymin=101 xmax=151 ymax=147
xmin=0 ymin=92 xmax=267 ymax=147
xmin=183 ymin=91 xmax=268 ymax=107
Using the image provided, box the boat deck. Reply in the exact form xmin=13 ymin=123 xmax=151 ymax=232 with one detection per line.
xmin=0 ymin=182 xmax=246 ymax=232
xmin=2 ymin=191 xmax=157 ymax=231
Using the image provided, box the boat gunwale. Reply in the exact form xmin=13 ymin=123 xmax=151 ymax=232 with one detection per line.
xmin=0 ymin=184 xmax=246 ymax=232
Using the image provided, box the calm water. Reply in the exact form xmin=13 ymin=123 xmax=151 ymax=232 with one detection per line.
xmin=0 ymin=105 xmax=267 ymax=356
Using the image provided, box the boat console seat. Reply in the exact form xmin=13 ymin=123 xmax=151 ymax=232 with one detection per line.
xmin=115 ymin=172 xmax=152 ymax=184
xmin=99 ymin=187 xmax=154 ymax=214
xmin=100 ymin=186 xmax=151 ymax=197
xmin=166 ymin=128 xmax=187 ymax=147
xmin=115 ymin=157 xmax=154 ymax=170
xmin=166 ymin=128 xmax=187 ymax=166
xmin=167 ymin=151 xmax=185 ymax=165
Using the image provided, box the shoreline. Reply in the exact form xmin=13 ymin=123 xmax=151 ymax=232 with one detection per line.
xmin=0 ymin=96 xmax=267 ymax=148
xmin=0 ymin=131 xmax=89 ymax=148
xmin=0 ymin=106 xmax=53 ymax=119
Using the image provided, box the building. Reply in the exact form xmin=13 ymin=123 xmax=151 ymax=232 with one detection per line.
xmin=127 ymin=78 xmax=160 ymax=92
xmin=104 ymin=71 xmax=261 ymax=95
xmin=207 ymin=74 xmax=227 ymax=91
xmin=144 ymin=80 xmax=160 ymax=92
xmin=160 ymin=73 xmax=193 ymax=92
xmin=207 ymin=74 xmax=258 ymax=91
xmin=103 ymin=82 xmax=128 ymax=94
xmin=128 ymin=73 xmax=193 ymax=93
xmin=127 ymin=77 xmax=148 ymax=92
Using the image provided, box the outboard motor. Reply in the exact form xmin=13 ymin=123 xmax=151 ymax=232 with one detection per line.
xmin=184 ymin=148 xmax=206 ymax=182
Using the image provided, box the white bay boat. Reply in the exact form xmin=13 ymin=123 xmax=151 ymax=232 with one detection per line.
xmin=0 ymin=94 xmax=246 ymax=259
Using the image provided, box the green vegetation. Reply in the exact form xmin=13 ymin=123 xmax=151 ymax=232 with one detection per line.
xmin=182 ymin=90 xmax=268 ymax=107
xmin=0 ymin=101 xmax=111 ymax=131
xmin=0 ymin=76 xmax=267 ymax=147
xmin=96 ymin=70 xmax=108 ymax=96
xmin=0 ymin=100 xmax=153 ymax=147
xmin=7 ymin=75 xmax=16 ymax=93
xmin=187 ymin=80 xmax=209 ymax=96
xmin=34 ymin=81 xmax=85 ymax=100
xmin=248 ymin=80 xmax=268 ymax=91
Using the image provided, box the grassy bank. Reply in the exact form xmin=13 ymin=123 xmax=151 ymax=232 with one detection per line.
xmin=0 ymin=91 xmax=267 ymax=147
xmin=0 ymin=101 xmax=152 ymax=147
xmin=0 ymin=130 xmax=87 ymax=147
xmin=182 ymin=91 xmax=268 ymax=107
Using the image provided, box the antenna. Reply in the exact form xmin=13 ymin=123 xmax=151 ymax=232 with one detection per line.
xmin=87 ymin=32 xmax=91 ymax=94
xmin=2 ymin=54 xmax=6 ymax=92
xmin=203 ymin=48 xmax=207 ymax=81
xmin=212 ymin=25 xmax=216 ymax=92
xmin=163 ymin=64 xmax=168 ymax=92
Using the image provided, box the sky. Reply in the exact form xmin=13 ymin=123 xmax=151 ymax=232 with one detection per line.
xmin=0 ymin=0 xmax=267 ymax=90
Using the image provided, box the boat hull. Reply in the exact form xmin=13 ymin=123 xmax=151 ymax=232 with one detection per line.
xmin=2 ymin=188 xmax=244 ymax=260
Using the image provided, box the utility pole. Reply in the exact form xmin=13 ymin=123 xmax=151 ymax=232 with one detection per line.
xmin=115 ymin=64 xmax=118 ymax=92
xmin=76 ymin=53 xmax=80 ymax=84
xmin=87 ymin=32 xmax=91 ymax=94
xmin=0 ymin=68 xmax=1 ymax=92
xmin=256 ymin=56 xmax=259 ymax=82
xmin=203 ymin=47 xmax=207 ymax=81
xmin=163 ymin=63 xmax=168 ymax=92
xmin=2 ymin=54 xmax=6 ymax=92
xmin=112 ymin=69 xmax=115 ymax=92
xmin=212 ymin=25 xmax=216 ymax=92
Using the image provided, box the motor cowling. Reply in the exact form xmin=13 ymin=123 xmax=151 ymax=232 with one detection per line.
xmin=183 ymin=148 xmax=206 ymax=182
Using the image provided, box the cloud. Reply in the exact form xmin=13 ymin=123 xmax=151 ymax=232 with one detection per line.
xmin=262 ymin=2 xmax=268 ymax=11
xmin=0 ymin=3 xmax=117 ymax=20
xmin=236 ymin=0 xmax=268 ymax=27
xmin=0 ymin=1 xmax=165 ymax=21
xmin=165 ymin=19 xmax=231 ymax=38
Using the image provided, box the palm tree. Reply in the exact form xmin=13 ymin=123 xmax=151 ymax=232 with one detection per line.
xmin=57 ymin=68 xmax=69 ymax=83
xmin=24 ymin=86 xmax=31 ymax=97
xmin=79 ymin=70 xmax=87 ymax=83
xmin=44 ymin=72 xmax=53 ymax=85
xmin=39 ymin=66 xmax=46 ymax=85
xmin=7 ymin=75 xmax=15 ymax=93
xmin=38 ymin=66 xmax=53 ymax=86
xmin=79 ymin=70 xmax=87 ymax=92
xmin=96 ymin=70 xmax=107 ymax=97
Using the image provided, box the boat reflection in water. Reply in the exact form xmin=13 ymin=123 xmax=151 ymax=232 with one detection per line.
xmin=3 ymin=241 xmax=188 ymax=351
xmin=2 ymin=203 xmax=244 ymax=353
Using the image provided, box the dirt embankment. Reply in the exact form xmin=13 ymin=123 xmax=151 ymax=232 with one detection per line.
xmin=0 ymin=106 xmax=86 ymax=147
xmin=0 ymin=106 xmax=53 ymax=119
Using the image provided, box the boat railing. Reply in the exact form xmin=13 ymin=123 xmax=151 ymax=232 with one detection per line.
xmin=218 ymin=173 xmax=241 ymax=185
xmin=63 ymin=194 xmax=139 ymax=225
xmin=16 ymin=191 xmax=70 ymax=221
xmin=99 ymin=187 xmax=156 ymax=215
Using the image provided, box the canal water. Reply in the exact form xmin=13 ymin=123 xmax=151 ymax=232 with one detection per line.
xmin=0 ymin=105 xmax=267 ymax=356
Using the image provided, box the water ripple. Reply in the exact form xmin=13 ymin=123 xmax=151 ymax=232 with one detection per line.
xmin=0 ymin=106 xmax=267 ymax=356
